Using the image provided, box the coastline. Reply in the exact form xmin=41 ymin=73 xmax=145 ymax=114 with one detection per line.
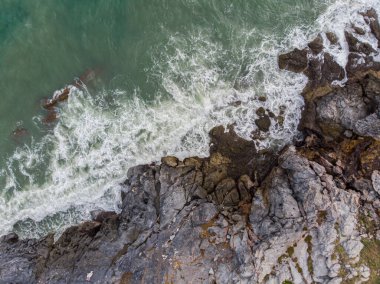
xmin=1 ymin=7 xmax=380 ymax=284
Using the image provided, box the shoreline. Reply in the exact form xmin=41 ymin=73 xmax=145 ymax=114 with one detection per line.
xmin=1 ymin=7 xmax=380 ymax=284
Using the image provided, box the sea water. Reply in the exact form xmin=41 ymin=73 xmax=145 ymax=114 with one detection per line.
xmin=0 ymin=0 xmax=379 ymax=238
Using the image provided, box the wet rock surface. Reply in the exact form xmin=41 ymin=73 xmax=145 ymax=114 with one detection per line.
xmin=278 ymin=8 xmax=380 ymax=96
xmin=1 ymin=8 xmax=380 ymax=284
xmin=278 ymin=48 xmax=308 ymax=73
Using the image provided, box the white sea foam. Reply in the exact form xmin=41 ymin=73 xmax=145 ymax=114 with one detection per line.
xmin=0 ymin=0 xmax=379 ymax=238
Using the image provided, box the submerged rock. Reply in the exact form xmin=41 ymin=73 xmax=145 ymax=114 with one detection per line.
xmin=42 ymin=86 xmax=72 ymax=109
xmin=41 ymin=68 xmax=103 ymax=124
xmin=11 ymin=127 xmax=29 ymax=141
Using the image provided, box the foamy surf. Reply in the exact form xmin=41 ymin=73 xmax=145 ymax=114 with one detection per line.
xmin=0 ymin=0 xmax=379 ymax=238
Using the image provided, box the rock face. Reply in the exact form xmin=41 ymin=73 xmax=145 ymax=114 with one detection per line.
xmin=1 ymin=8 xmax=380 ymax=284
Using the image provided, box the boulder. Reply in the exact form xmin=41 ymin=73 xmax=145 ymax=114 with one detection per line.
xmin=308 ymin=34 xmax=324 ymax=54
xmin=278 ymin=48 xmax=308 ymax=73
xmin=362 ymin=8 xmax=380 ymax=45
xmin=326 ymin=32 xmax=338 ymax=45
xmin=161 ymin=156 xmax=179 ymax=167
xmin=255 ymin=115 xmax=271 ymax=132
xmin=371 ymin=170 xmax=380 ymax=195
xmin=345 ymin=31 xmax=376 ymax=55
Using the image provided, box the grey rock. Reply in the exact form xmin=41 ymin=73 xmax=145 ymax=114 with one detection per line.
xmin=376 ymin=230 xmax=380 ymax=240
xmin=344 ymin=129 xmax=353 ymax=138
xmin=371 ymin=170 xmax=380 ymax=195
xmin=90 ymin=210 xmax=117 ymax=222
xmin=316 ymin=83 xmax=369 ymax=138
xmin=354 ymin=113 xmax=380 ymax=139
xmin=191 ymin=202 xmax=218 ymax=226
xmin=2 ymin=8 xmax=380 ymax=284
xmin=342 ymin=239 xmax=364 ymax=259
xmin=0 ymin=137 xmax=375 ymax=284
xmin=360 ymin=265 xmax=371 ymax=279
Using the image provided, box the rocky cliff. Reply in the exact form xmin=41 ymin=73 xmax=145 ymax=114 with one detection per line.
xmin=1 ymin=8 xmax=380 ymax=284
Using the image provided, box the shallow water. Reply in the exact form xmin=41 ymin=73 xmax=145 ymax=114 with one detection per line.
xmin=0 ymin=0 xmax=378 ymax=238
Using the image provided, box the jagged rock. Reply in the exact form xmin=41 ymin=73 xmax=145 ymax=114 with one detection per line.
xmin=342 ymin=239 xmax=364 ymax=259
xmin=345 ymin=31 xmax=376 ymax=55
xmin=354 ymin=113 xmax=380 ymax=139
xmin=255 ymin=114 xmax=271 ymax=132
xmin=209 ymin=125 xmax=276 ymax=183
xmin=190 ymin=202 xmax=218 ymax=226
xmin=183 ymin=156 xmax=202 ymax=168
xmin=1 ymin=232 xmax=19 ymax=244
xmin=278 ymin=48 xmax=308 ymax=73
xmin=42 ymin=86 xmax=72 ymax=109
xmin=353 ymin=25 xmax=366 ymax=35
xmin=361 ymin=265 xmax=371 ymax=280
xmin=161 ymin=156 xmax=179 ymax=167
xmin=279 ymin=8 xmax=380 ymax=98
xmin=315 ymin=82 xmax=369 ymax=138
xmin=321 ymin=53 xmax=345 ymax=83
xmin=209 ymin=125 xmax=257 ymax=178
xmin=362 ymin=8 xmax=380 ymax=45
xmin=299 ymin=67 xmax=380 ymax=141
xmin=279 ymin=40 xmax=344 ymax=92
xmin=1 ymin=108 xmax=378 ymax=283
xmin=364 ymin=73 xmax=380 ymax=105
xmin=212 ymin=178 xmax=240 ymax=206
xmin=304 ymin=53 xmax=345 ymax=89
xmin=0 ymin=234 xmax=54 ymax=284
xmin=248 ymin=144 xmax=367 ymax=283
xmin=371 ymin=170 xmax=380 ymax=195
xmin=90 ymin=210 xmax=117 ymax=222
xmin=308 ymin=34 xmax=324 ymax=54
xmin=346 ymin=53 xmax=380 ymax=76
xmin=2 ymin=7 xmax=380 ymax=284
xmin=326 ymin=32 xmax=338 ymax=45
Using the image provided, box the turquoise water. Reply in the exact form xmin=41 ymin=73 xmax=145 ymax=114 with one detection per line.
xmin=0 ymin=0 xmax=377 ymax=238
xmin=0 ymin=0 xmax=324 ymax=153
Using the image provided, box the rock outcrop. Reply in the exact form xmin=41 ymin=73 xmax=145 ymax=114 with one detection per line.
xmin=1 ymin=8 xmax=380 ymax=284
